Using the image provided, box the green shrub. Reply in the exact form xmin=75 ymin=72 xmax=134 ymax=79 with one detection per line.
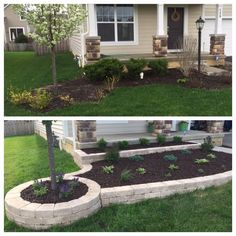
xmin=97 ymin=138 xmax=107 ymax=151
xmin=32 ymin=180 xmax=48 ymax=197
xmin=198 ymin=168 xmax=204 ymax=174
xmin=120 ymin=169 xmax=134 ymax=182
xmin=126 ymin=58 xmax=147 ymax=79
xmin=139 ymin=138 xmax=150 ymax=146
xmin=164 ymin=154 xmax=177 ymax=162
xmin=148 ymin=59 xmax=168 ymax=76
xmin=177 ymin=78 xmax=189 ymax=84
xmin=157 ymin=134 xmax=166 ymax=145
xmin=136 ymin=167 xmax=146 ymax=175
xmin=207 ymin=153 xmax=216 ymax=159
xmin=118 ymin=140 xmax=129 ymax=150
xmin=105 ymin=148 xmax=120 ymax=163
xmin=168 ymin=164 xmax=179 ymax=171
xmin=8 ymin=86 xmax=32 ymax=105
xmin=15 ymin=34 xmax=28 ymax=43
xmin=173 ymin=136 xmax=182 ymax=143
xmin=84 ymin=58 xmax=123 ymax=81
xmin=102 ymin=165 xmax=114 ymax=174
xmin=201 ymin=136 xmax=214 ymax=152
xmin=195 ymin=159 xmax=210 ymax=164
xmin=128 ymin=155 xmax=144 ymax=161
xmin=29 ymin=89 xmax=52 ymax=110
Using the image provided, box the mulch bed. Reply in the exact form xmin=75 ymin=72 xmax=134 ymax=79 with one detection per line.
xmin=21 ymin=180 xmax=88 ymax=204
xmin=82 ymin=141 xmax=191 ymax=154
xmin=79 ymin=149 xmax=232 ymax=188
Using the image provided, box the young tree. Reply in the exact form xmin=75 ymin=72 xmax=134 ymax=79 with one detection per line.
xmin=42 ymin=120 xmax=57 ymax=190
xmin=13 ymin=4 xmax=87 ymax=85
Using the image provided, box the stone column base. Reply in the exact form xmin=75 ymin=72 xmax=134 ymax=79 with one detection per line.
xmin=77 ymin=121 xmax=97 ymax=143
xmin=206 ymin=121 xmax=224 ymax=133
xmin=152 ymin=120 xmax=172 ymax=136
xmin=210 ymin=34 xmax=225 ymax=55
xmin=85 ymin=36 xmax=101 ymax=61
xmin=153 ymin=35 xmax=168 ymax=57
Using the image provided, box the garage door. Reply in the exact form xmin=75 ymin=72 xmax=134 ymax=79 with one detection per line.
xmin=202 ymin=18 xmax=232 ymax=56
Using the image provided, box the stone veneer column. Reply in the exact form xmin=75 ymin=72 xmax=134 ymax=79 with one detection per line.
xmin=152 ymin=120 xmax=172 ymax=135
xmin=153 ymin=35 xmax=168 ymax=57
xmin=206 ymin=121 xmax=224 ymax=133
xmin=85 ymin=36 xmax=101 ymax=61
xmin=77 ymin=121 xmax=96 ymax=142
xmin=209 ymin=34 xmax=225 ymax=55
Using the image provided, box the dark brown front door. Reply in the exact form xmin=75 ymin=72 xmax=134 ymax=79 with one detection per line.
xmin=167 ymin=7 xmax=184 ymax=49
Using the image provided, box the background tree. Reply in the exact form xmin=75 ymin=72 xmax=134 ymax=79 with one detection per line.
xmin=42 ymin=120 xmax=57 ymax=190
xmin=13 ymin=4 xmax=87 ymax=85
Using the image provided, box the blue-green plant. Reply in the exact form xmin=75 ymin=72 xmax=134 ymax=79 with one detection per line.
xmin=163 ymin=154 xmax=177 ymax=162
xmin=168 ymin=164 xmax=179 ymax=171
xmin=128 ymin=155 xmax=144 ymax=161
xmin=181 ymin=149 xmax=192 ymax=155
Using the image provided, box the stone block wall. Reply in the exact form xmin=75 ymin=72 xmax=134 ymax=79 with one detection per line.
xmin=85 ymin=36 xmax=101 ymax=61
xmin=77 ymin=121 xmax=96 ymax=143
xmin=206 ymin=121 xmax=224 ymax=133
xmin=210 ymin=34 xmax=225 ymax=55
xmin=153 ymin=35 xmax=168 ymax=57
xmin=153 ymin=120 xmax=172 ymax=135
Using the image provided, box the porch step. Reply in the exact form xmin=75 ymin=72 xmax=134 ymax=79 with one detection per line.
xmin=200 ymin=65 xmax=230 ymax=76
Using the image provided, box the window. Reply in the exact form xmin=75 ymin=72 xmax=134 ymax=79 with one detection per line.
xmin=9 ymin=28 xmax=24 ymax=41
xmin=20 ymin=15 xmax=26 ymax=20
xmin=96 ymin=4 xmax=135 ymax=43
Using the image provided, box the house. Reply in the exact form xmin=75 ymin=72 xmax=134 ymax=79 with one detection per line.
xmin=34 ymin=120 xmax=226 ymax=159
xmin=69 ymin=4 xmax=232 ymax=66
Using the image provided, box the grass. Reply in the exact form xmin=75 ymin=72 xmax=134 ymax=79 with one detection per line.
xmin=4 ymin=52 xmax=231 ymax=116
xmin=4 ymin=135 xmax=232 ymax=232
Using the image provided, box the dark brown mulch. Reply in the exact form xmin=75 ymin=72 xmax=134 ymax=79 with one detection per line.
xmin=82 ymin=141 xmax=191 ymax=154
xmin=21 ymin=180 xmax=88 ymax=204
xmin=79 ymin=149 xmax=232 ymax=188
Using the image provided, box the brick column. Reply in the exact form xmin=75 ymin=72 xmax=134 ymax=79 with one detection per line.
xmin=152 ymin=120 xmax=172 ymax=135
xmin=85 ymin=36 xmax=101 ymax=61
xmin=206 ymin=121 xmax=224 ymax=133
xmin=153 ymin=35 xmax=168 ymax=57
xmin=77 ymin=121 xmax=96 ymax=142
xmin=210 ymin=34 xmax=225 ymax=55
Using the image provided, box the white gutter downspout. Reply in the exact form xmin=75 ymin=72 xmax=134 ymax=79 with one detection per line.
xmin=72 ymin=120 xmax=77 ymax=151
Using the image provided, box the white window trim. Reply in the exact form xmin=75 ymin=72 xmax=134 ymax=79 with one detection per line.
xmin=8 ymin=27 xmax=25 ymax=41
xmin=204 ymin=16 xmax=232 ymax=20
xmin=95 ymin=4 xmax=139 ymax=46
xmin=164 ymin=5 xmax=188 ymax=52
xmin=20 ymin=16 xmax=26 ymax=21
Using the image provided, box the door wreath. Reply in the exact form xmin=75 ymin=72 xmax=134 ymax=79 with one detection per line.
xmin=171 ymin=8 xmax=180 ymax=22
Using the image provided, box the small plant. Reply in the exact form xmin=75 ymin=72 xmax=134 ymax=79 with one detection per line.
xmin=147 ymin=121 xmax=155 ymax=133
xmin=221 ymin=164 xmax=226 ymax=171
xmin=207 ymin=153 xmax=216 ymax=159
xmin=32 ymin=180 xmax=48 ymax=197
xmin=105 ymin=147 xmax=120 ymax=163
xmin=173 ymin=136 xmax=182 ymax=143
xmin=56 ymin=172 xmax=64 ymax=184
xmin=136 ymin=168 xmax=146 ymax=175
xmin=126 ymin=58 xmax=147 ymax=79
xmin=102 ymin=165 xmax=114 ymax=174
xmin=59 ymin=182 xmax=72 ymax=199
xmin=163 ymin=154 xmax=178 ymax=162
xmin=177 ymin=78 xmax=189 ymax=84
xmin=197 ymin=168 xmax=204 ymax=174
xmin=165 ymin=172 xmax=172 ymax=177
xmin=118 ymin=140 xmax=129 ymax=150
xmin=97 ymin=138 xmax=108 ymax=151
xmin=29 ymin=89 xmax=52 ymax=110
xmin=120 ymin=169 xmax=134 ymax=182
xmin=69 ymin=178 xmax=80 ymax=189
xmin=148 ymin=59 xmax=168 ymax=76
xmin=104 ymin=76 xmax=119 ymax=92
xmin=157 ymin=134 xmax=166 ymax=145
xmin=128 ymin=155 xmax=144 ymax=161
xmin=8 ymin=86 xmax=32 ymax=105
xmin=95 ymin=88 xmax=106 ymax=102
xmin=195 ymin=159 xmax=210 ymax=164
xmin=59 ymin=95 xmax=74 ymax=104
xmin=139 ymin=138 xmax=150 ymax=146
xmin=168 ymin=164 xmax=179 ymax=171
xmin=181 ymin=149 xmax=192 ymax=155
xmin=201 ymin=136 xmax=214 ymax=152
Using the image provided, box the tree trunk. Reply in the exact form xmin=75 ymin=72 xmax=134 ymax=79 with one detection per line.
xmin=51 ymin=46 xmax=57 ymax=85
xmin=44 ymin=120 xmax=57 ymax=191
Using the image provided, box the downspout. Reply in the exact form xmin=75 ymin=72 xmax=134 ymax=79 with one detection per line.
xmin=72 ymin=120 xmax=77 ymax=151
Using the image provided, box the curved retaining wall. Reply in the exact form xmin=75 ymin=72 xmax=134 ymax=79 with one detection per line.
xmin=5 ymin=177 xmax=101 ymax=230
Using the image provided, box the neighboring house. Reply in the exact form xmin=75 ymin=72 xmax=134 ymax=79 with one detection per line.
xmin=4 ymin=4 xmax=32 ymax=44
xmin=69 ymin=4 xmax=232 ymax=66
xmin=34 ymin=120 xmax=226 ymax=157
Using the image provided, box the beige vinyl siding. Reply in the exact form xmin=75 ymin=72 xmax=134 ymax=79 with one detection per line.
xmin=101 ymin=4 xmax=157 ymax=55
xmin=34 ymin=121 xmax=64 ymax=140
xmin=96 ymin=121 xmax=147 ymax=136
xmin=188 ymin=5 xmax=203 ymax=38
xmin=204 ymin=4 xmax=232 ymax=17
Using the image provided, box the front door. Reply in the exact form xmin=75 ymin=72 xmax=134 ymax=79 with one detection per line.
xmin=167 ymin=7 xmax=184 ymax=49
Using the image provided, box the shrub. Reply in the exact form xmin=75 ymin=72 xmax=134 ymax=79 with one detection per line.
xmin=157 ymin=134 xmax=166 ymax=145
xmin=102 ymin=165 xmax=114 ymax=174
xmin=97 ymin=138 xmax=107 ymax=151
xmin=177 ymin=78 xmax=189 ymax=84
xmin=148 ymin=59 xmax=168 ymax=76
xmin=126 ymin=58 xmax=147 ymax=79
xmin=128 ymin=155 xmax=144 ymax=161
xmin=201 ymin=136 xmax=214 ymax=152
xmin=147 ymin=121 xmax=155 ymax=133
xmin=120 ymin=169 xmax=134 ymax=182
xmin=168 ymin=164 xmax=179 ymax=171
xmin=163 ymin=154 xmax=177 ymax=162
xmin=84 ymin=58 xmax=123 ymax=81
xmin=105 ymin=148 xmax=120 ymax=163
xmin=181 ymin=149 xmax=192 ymax=155
xmin=207 ymin=153 xmax=216 ymax=159
xmin=139 ymin=138 xmax=150 ymax=146
xmin=136 ymin=168 xmax=146 ymax=175
xmin=8 ymin=86 xmax=32 ymax=105
xmin=118 ymin=140 xmax=129 ymax=150
xmin=198 ymin=168 xmax=204 ymax=174
xmin=56 ymin=172 xmax=64 ymax=184
xmin=195 ymin=159 xmax=210 ymax=164
xmin=15 ymin=34 xmax=28 ymax=43
xmin=30 ymin=89 xmax=52 ymax=110
xmin=173 ymin=136 xmax=182 ymax=143
xmin=32 ymin=180 xmax=48 ymax=197
xmin=59 ymin=95 xmax=74 ymax=104
xmin=69 ymin=178 xmax=80 ymax=189
xmin=59 ymin=182 xmax=72 ymax=199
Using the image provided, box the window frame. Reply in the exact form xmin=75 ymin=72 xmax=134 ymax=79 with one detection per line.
xmin=8 ymin=27 xmax=25 ymax=41
xmin=95 ymin=4 xmax=138 ymax=46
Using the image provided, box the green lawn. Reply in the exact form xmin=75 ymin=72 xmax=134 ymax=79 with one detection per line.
xmin=4 ymin=52 xmax=232 ymax=116
xmin=4 ymin=135 xmax=232 ymax=232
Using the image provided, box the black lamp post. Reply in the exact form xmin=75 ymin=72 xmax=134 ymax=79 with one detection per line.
xmin=195 ymin=16 xmax=205 ymax=72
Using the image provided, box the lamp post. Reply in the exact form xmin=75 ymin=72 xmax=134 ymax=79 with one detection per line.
xmin=195 ymin=16 xmax=205 ymax=72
